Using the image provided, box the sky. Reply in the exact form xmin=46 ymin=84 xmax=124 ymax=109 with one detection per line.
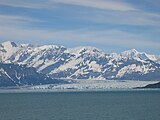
xmin=0 ymin=0 xmax=160 ymax=54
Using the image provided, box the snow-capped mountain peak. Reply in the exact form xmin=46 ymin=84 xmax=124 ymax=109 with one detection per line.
xmin=1 ymin=41 xmax=18 ymax=48
xmin=38 ymin=44 xmax=65 ymax=50
xmin=120 ymin=49 xmax=159 ymax=63
xmin=121 ymin=49 xmax=139 ymax=57
xmin=68 ymin=46 xmax=102 ymax=57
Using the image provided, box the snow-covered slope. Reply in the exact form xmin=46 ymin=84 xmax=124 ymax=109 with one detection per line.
xmin=0 ymin=41 xmax=160 ymax=81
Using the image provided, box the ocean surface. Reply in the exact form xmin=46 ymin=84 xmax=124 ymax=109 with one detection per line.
xmin=0 ymin=90 xmax=160 ymax=120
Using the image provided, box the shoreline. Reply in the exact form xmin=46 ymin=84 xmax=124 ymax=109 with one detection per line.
xmin=0 ymin=88 xmax=160 ymax=93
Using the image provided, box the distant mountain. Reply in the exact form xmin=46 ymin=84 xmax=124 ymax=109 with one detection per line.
xmin=0 ymin=63 xmax=66 ymax=87
xmin=0 ymin=41 xmax=160 ymax=81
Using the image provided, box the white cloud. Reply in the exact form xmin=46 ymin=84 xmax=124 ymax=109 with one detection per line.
xmin=0 ymin=14 xmax=42 ymax=23
xmin=50 ymin=0 xmax=136 ymax=11
xmin=71 ymin=10 xmax=160 ymax=26
xmin=1 ymin=0 xmax=159 ymax=26
xmin=0 ymin=14 xmax=43 ymax=28
xmin=0 ymin=0 xmax=46 ymax=9
xmin=0 ymin=0 xmax=136 ymax=11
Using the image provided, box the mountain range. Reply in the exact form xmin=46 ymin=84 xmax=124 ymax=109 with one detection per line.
xmin=0 ymin=41 xmax=160 ymax=81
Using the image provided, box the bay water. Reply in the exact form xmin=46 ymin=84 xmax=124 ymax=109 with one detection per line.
xmin=0 ymin=90 xmax=160 ymax=120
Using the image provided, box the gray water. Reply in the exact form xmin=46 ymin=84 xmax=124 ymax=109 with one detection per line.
xmin=0 ymin=90 xmax=160 ymax=120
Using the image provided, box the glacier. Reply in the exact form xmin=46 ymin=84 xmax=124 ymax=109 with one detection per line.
xmin=27 ymin=80 xmax=159 ymax=91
